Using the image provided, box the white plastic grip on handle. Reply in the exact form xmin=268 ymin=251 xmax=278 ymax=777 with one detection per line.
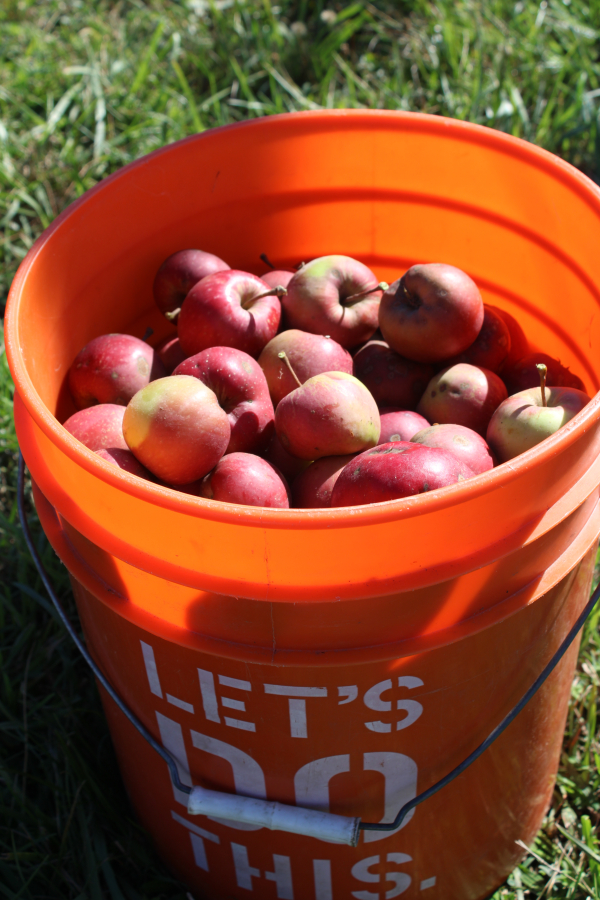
xmin=187 ymin=785 xmax=361 ymax=846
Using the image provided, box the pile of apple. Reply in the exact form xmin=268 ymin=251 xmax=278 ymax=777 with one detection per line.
xmin=62 ymin=249 xmax=590 ymax=509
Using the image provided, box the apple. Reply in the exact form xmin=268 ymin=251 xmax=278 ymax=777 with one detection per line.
xmin=282 ymin=255 xmax=385 ymax=348
xmin=417 ymin=363 xmax=508 ymax=436
xmin=123 ymin=375 xmax=230 ymax=484
xmin=501 ymin=352 xmax=585 ymax=395
xmin=379 ymin=263 xmax=484 ymax=363
xmin=411 ymin=423 xmax=495 ymax=474
xmin=154 ymin=333 xmax=186 ymax=374
xmin=261 ymin=270 xmax=295 ymax=290
xmin=63 ymin=404 xmax=128 ymax=452
xmin=258 ymin=330 xmax=353 ymax=407
xmin=330 ymin=442 xmax=474 ymax=507
xmin=186 ymin=452 xmax=290 ymax=508
xmin=68 ymin=333 xmax=166 ymax=409
xmin=353 ymin=340 xmax=435 ymax=408
xmin=275 ymin=371 xmax=380 ymax=460
xmin=95 ymin=447 xmax=153 ymax=478
xmin=173 ymin=346 xmax=274 ymax=454
xmin=291 ymin=454 xmax=356 ymax=508
xmin=178 ymin=270 xmax=282 ymax=358
xmin=486 ymin=385 xmax=590 ymax=462
xmin=153 ymin=249 xmax=230 ymax=321
xmin=263 ymin=432 xmax=312 ymax=481
xmin=486 ymin=304 xmax=529 ymax=369
xmin=444 ymin=305 xmax=511 ymax=372
xmin=379 ymin=408 xmax=430 ymax=443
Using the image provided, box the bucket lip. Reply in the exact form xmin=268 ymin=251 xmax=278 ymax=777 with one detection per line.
xmin=6 ymin=109 xmax=600 ymax=527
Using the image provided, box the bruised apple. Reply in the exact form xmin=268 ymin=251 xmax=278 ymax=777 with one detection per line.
xmin=417 ymin=363 xmax=508 ymax=436
xmin=123 ymin=375 xmax=230 ymax=484
xmin=378 ymin=408 xmax=430 ymax=443
xmin=411 ymin=423 xmax=495 ymax=474
xmin=331 ymin=442 xmax=474 ymax=507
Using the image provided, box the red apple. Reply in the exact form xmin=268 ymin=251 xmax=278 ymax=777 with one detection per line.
xmin=95 ymin=447 xmax=153 ymax=478
xmin=261 ymin=270 xmax=295 ymax=290
xmin=154 ymin=333 xmax=186 ymax=374
xmin=63 ymin=404 xmax=128 ymax=452
xmin=486 ymin=304 xmax=529 ymax=369
xmin=444 ymin=305 xmax=511 ymax=372
xmin=174 ymin=346 xmax=274 ymax=455
xmin=282 ymin=255 xmax=383 ymax=348
xmin=353 ymin=340 xmax=435 ymax=408
xmin=487 ymin=385 xmax=590 ymax=462
xmin=190 ymin=453 xmax=290 ymax=508
xmin=379 ymin=263 xmax=484 ymax=363
xmin=379 ymin=408 xmax=430 ymax=443
xmin=178 ymin=270 xmax=282 ymax=358
xmin=410 ymin=423 xmax=495 ymax=474
xmin=501 ymin=352 xmax=585 ymax=395
xmin=258 ymin=330 xmax=353 ymax=407
xmin=275 ymin=371 xmax=380 ymax=460
xmin=263 ymin=432 xmax=312 ymax=481
xmin=291 ymin=454 xmax=356 ymax=509
xmin=68 ymin=333 xmax=166 ymax=409
xmin=330 ymin=442 xmax=474 ymax=507
xmin=123 ymin=375 xmax=230 ymax=484
xmin=153 ymin=249 xmax=230 ymax=320
xmin=417 ymin=363 xmax=508 ymax=436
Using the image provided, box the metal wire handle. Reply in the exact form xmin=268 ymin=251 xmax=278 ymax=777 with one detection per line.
xmin=17 ymin=452 xmax=600 ymax=835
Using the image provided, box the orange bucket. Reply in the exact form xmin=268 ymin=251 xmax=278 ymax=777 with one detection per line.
xmin=6 ymin=110 xmax=600 ymax=899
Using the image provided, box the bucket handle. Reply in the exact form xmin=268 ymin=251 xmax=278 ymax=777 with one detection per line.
xmin=17 ymin=453 xmax=600 ymax=848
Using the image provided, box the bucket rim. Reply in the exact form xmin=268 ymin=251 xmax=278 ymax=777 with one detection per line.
xmin=6 ymin=108 xmax=600 ymax=526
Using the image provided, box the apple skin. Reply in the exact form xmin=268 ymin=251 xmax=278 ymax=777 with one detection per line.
xmin=275 ymin=371 xmax=381 ymax=460
xmin=486 ymin=304 xmax=529 ymax=369
xmin=291 ymin=454 xmax=356 ymax=508
xmin=95 ymin=447 xmax=153 ymax=479
xmin=501 ymin=352 xmax=585 ymax=395
xmin=153 ymin=249 xmax=230 ymax=319
xmin=261 ymin=269 xmax=295 ymax=290
xmin=123 ymin=375 xmax=230 ymax=484
xmin=258 ymin=330 xmax=353 ymax=407
xmin=379 ymin=263 xmax=484 ymax=363
xmin=330 ymin=441 xmax=474 ymax=507
xmin=173 ymin=346 xmax=274 ymax=455
xmin=263 ymin=432 xmax=312 ymax=481
xmin=154 ymin=333 xmax=186 ymax=374
xmin=178 ymin=270 xmax=281 ymax=358
xmin=379 ymin=408 xmax=430 ymax=443
xmin=444 ymin=305 xmax=511 ymax=373
xmin=353 ymin=340 xmax=435 ymax=408
xmin=410 ymin=423 xmax=495 ymax=474
xmin=188 ymin=453 xmax=290 ymax=508
xmin=63 ymin=404 xmax=128 ymax=452
xmin=486 ymin=385 xmax=591 ymax=462
xmin=417 ymin=363 xmax=508 ymax=436
xmin=282 ymin=255 xmax=382 ymax=348
xmin=68 ymin=333 xmax=166 ymax=409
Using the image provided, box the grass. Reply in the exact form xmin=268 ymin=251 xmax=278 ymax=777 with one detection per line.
xmin=1 ymin=0 xmax=600 ymax=896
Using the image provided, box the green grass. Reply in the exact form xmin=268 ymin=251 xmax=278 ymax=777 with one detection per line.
xmin=1 ymin=0 xmax=600 ymax=897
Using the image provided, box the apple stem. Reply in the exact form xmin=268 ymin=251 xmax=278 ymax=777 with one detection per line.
xmin=142 ymin=327 xmax=154 ymax=342
xmin=295 ymin=261 xmax=306 ymax=271
xmin=252 ymin=285 xmax=288 ymax=302
xmin=164 ymin=307 xmax=181 ymax=323
xmin=260 ymin=253 xmax=275 ymax=270
xmin=278 ymin=351 xmax=303 ymax=388
xmin=343 ymin=281 xmax=389 ymax=306
xmin=537 ymin=363 xmax=548 ymax=407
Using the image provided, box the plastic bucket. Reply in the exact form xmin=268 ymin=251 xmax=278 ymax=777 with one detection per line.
xmin=6 ymin=110 xmax=600 ymax=900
